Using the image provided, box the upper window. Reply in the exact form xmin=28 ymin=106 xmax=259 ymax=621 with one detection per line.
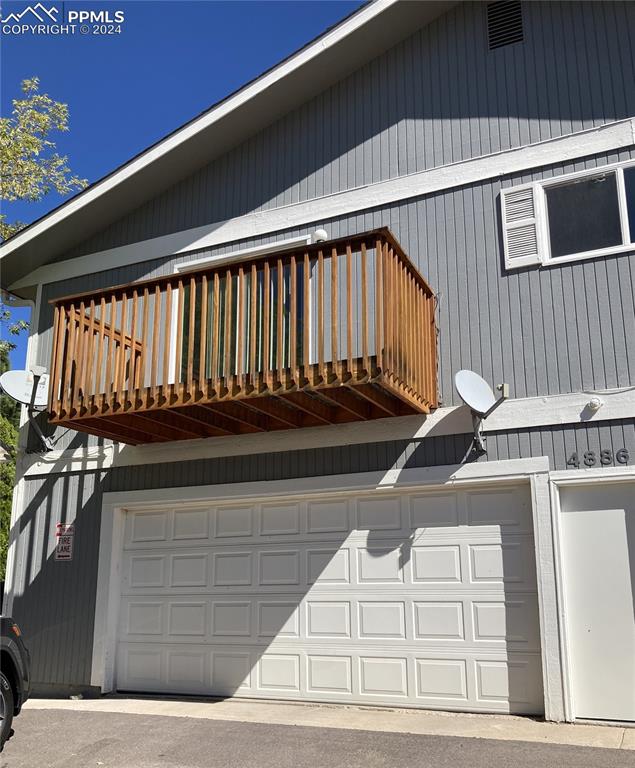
xmin=501 ymin=161 xmax=635 ymax=269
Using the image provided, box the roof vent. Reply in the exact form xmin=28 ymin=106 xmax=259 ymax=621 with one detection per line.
xmin=487 ymin=1 xmax=523 ymax=50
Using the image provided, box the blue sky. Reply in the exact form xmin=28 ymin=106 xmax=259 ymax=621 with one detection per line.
xmin=1 ymin=0 xmax=363 ymax=368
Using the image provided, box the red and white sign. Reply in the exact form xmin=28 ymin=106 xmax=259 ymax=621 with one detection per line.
xmin=55 ymin=523 xmax=75 ymax=561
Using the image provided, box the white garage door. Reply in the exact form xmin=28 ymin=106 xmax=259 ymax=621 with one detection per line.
xmin=115 ymin=482 xmax=543 ymax=713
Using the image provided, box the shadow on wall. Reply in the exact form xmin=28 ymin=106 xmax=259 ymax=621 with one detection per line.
xmin=61 ymin=0 xmax=635 ymax=262
xmin=10 ymin=447 xmax=543 ymax=714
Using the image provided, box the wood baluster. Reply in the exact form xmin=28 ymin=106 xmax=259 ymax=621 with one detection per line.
xmin=346 ymin=243 xmax=353 ymax=380
xmin=48 ymin=305 xmax=62 ymax=416
xmin=162 ymin=282 xmax=173 ymax=405
xmin=422 ymin=290 xmax=429 ymax=404
xmin=237 ymin=266 xmax=244 ymax=387
xmin=112 ymin=293 xmax=126 ymax=410
xmin=317 ymin=249 xmax=324 ymax=384
xmin=424 ymin=290 xmax=430 ymax=404
xmin=375 ymin=238 xmax=383 ymax=376
xmin=139 ymin=287 xmax=149 ymax=402
xmin=150 ymin=285 xmax=160 ymax=403
xmin=303 ymin=252 xmax=310 ymax=374
xmin=85 ymin=299 xmax=97 ymax=410
xmin=361 ymin=242 xmax=369 ymax=379
xmin=429 ymin=293 xmax=437 ymax=404
xmin=397 ymin=260 xmax=403 ymax=388
xmin=129 ymin=290 xmax=138 ymax=404
xmin=420 ymin=288 xmax=428 ymax=405
xmin=383 ymin=243 xmax=392 ymax=380
xmin=94 ymin=297 xmax=106 ymax=404
xmin=223 ymin=269 xmax=232 ymax=391
xmin=400 ymin=261 xmax=407 ymax=390
xmin=186 ymin=275 xmax=196 ymax=399
xmin=330 ymin=246 xmax=338 ymax=382
xmin=406 ymin=265 xmax=412 ymax=392
xmin=62 ymin=304 xmax=76 ymax=416
xmin=74 ymin=300 xmax=87 ymax=413
xmin=408 ymin=272 xmax=423 ymax=396
xmin=105 ymin=296 xmax=116 ymax=410
xmin=199 ymin=275 xmax=208 ymax=398
xmin=263 ymin=261 xmax=270 ymax=390
xmin=211 ymin=273 xmax=220 ymax=392
xmin=249 ymin=263 xmax=257 ymax=389
xmin=290 ymin=254 xmax=297 ymax=383
xmin=276 ymin=258 xmax=284 ymax=388
xmin=174 ymin=279 xmax=185 ymax=401
xmin=391 ymin=248 xmax=398 ymax=385
xmin=424 ymin=290 xmax=431 ymax=405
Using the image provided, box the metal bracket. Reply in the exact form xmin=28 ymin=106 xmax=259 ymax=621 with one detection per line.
xmin=28 ymin=368 xmax=54 ymax=452
xmin=469 ymin=383 xmax=509 ymax=456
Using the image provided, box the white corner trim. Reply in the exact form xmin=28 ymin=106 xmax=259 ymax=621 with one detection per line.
xmin=90 ymin=456 xmax=548 ymax=692
xmin=1 ymin=0 xmax=399 ymax=267
xmin=530 ymin=472 xmax=565 ymax=722
xmin=11 ymin=119 xmax=635 ymax=291
xmin=22 ymin=387 xmax=635 ymax=478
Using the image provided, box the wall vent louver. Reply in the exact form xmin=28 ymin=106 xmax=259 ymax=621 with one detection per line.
xmin=487 ymin=1 xmax=524 ymax=50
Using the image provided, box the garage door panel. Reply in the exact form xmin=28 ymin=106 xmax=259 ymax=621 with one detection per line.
xmin=474 ymin=656 xmax=543 ymax=710
xmin=410 ymin=493 xmax=460 ymax=529
xmin=465 ymin=487 xmax=533 ymax=532
xmin=468 ymin=539 xmax=537 ymax=588
xmin=212 ymin=651 xmax=252 ymax=693
xmin=307 ymin=499 xmax=350 ymax=533
xmin=116 ymin=484 xmax=543 ymax=713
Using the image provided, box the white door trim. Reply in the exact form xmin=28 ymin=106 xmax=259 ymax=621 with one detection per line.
xmin=549 ymin=468 xmax=635 ymax=721
xmin=90 ymin=456 xmax=566 ymax=721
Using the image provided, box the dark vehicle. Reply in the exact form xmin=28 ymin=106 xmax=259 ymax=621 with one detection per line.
xmin=0 ymin=617 xmax=30 ymax=751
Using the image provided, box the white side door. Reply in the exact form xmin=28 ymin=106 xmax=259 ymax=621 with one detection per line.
xmin=560 ymin=483 xmax=635 ymax=721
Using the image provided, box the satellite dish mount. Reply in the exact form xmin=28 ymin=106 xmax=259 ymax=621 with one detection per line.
xmin=0 ymin=366 xmax=54 ymax=452
xmin=454 ymin=370 xmax=509 ymax=455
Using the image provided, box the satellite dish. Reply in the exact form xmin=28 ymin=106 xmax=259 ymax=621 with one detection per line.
xmin=0 ymin=369 xmax=49 ymax=409
xmin=454 ymin=369 xmax=497 ymax=416
xmin=454 ymin=370 xmax=509 ymax=455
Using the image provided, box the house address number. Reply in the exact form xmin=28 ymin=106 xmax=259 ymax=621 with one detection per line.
xmin=566 ymin=448 xmax=630 ymax=468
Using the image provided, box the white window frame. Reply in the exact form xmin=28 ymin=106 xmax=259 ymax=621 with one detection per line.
xmin=167 ymin=235 xmax=313 ymax=381
xmin=504 ymin=158 xmax=635 ymax=269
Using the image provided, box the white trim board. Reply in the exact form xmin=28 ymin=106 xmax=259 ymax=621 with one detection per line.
xmin=10 ymin=119 xmax=635 ymax=291
xmin=90 ymin=457 xmax=554 ymax=695
xmin=21 ymin=387 xmax=635 ymax=478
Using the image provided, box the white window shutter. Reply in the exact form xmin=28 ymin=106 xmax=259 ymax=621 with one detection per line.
xmin=501 ymin=185 xmax=543 ymax=269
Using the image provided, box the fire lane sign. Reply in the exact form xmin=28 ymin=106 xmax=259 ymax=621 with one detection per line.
xmin=55 ymin=523 xmax=74 ymax=561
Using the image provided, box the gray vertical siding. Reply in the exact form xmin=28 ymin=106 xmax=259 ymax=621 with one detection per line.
xmin=12 ymin=471 xmax=102 ymax=689
xmin=12 ymin=0 xmax=635 ymax=693
xmin=35 ymin=146 xmax=635 ymax=451
xmin=12 ymin=419 xmax=635 ymax=690
xmin=62 ymin=1 xmax=635 ymax=259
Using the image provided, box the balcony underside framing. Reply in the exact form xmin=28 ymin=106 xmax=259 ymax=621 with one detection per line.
xmin=50 ymin=356 xmax=430 ymax=444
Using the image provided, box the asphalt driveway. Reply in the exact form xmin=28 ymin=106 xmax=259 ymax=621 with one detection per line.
xmin=2 ymin=709 xmax=634 ymax=768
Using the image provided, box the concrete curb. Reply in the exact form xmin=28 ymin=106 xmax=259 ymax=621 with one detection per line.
xmin=24 ymin=697 xmax=633 ymax=751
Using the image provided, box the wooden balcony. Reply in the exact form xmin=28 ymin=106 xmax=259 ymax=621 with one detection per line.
xmin=47 ymin=228 xmax=437 ymax=444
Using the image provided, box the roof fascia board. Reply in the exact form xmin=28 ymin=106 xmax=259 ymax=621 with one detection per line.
xmin=11 ymin=118 xmax=634 ymax=292
xmin=0 ymin=0 xmax=401 ymax=263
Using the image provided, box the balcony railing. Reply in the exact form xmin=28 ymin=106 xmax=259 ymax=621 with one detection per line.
xmin=48 ymin=228 xmax=437 ymax=444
